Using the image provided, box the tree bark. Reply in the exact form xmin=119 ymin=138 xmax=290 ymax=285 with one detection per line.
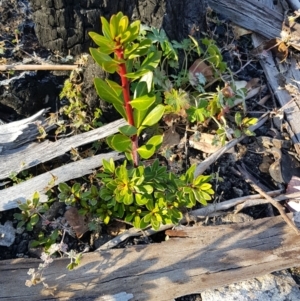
xmin=29 ymin=0 xmax=207 ymax=54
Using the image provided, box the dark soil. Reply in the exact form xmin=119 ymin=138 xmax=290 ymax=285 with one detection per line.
xmin=1 ymin=0 xmax=300 ymax=299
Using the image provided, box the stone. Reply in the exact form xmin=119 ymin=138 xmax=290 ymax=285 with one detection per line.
xmin=201 ymin=271 xmax=300 ymax=301
xmin=0 ymin=221 xmax=16 ymax=247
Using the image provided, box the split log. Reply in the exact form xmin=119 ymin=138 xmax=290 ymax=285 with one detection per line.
xmin=208 ymin=0 xmax=284 ymax=40
xmin=1 ymin=214 xmax=300 ymax=300
xmin=0 ymin=151 xmax=123 ymax=211
xmin=252 ymin=34 xmax=300 ymax=152
xmin=0 ymin=109 xmax=52 ymax=152
xmin=0 ymin=118 xmax=126 ymax=179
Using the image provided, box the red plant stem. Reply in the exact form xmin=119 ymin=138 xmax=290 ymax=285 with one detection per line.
xmin=115 ymin=44 xmax=139 ymax=167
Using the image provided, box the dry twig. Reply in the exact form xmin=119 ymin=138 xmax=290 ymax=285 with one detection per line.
xmin=0 ymin=64 xmax=78 ymax=71
xmin=250 ymin=182 xmax=300 ymax=235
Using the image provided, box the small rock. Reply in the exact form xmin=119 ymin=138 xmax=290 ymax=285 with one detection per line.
xmin=0 ymin=221 xmax=16 ymax=247
xmin=201 ymin=271 xmax=300 ymax=301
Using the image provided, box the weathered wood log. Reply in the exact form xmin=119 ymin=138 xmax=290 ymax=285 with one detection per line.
xmin=1 ymin=214 xmax=300 ymax=300
xmin=0 ymin=151 xmax=123 ymax=211
xmin=0 ymin=109 xmax=52 ymax=152
xmin=208 ymin=0 xmax=284 ymax=39
xmin=252 ymin=34 xmax=300 ymax=151
xmin=0 ymin=118 xmax=126 ymax=180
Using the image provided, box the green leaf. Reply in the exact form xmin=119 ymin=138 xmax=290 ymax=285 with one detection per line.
xmin=151 ymin=218 xmax=160 ymax=230
xmin=141 ymin=51 xmax=162 ymax=70
xmin=100 ymin=16 xmax=113 ymax=40
xmin=30 ymin=213 xmax=39 ymax=226
xmin=58 ymin=182 xmax=71 ymax=194
xmin=140 ymin=71 xmax=153 ymax=93
xmin=89 ymin=32 xmax=114 ymax=54
xmin=13 ymin=213 xmax=24 ymax=220
xmin=132 ymin=215 xmax=141 ymax=228
xmin=110 ymin=134 xmax=131 ymax=152
xmin=110 ymin=12 xmax=122 ymax=39
xmin=125 ymin=51 xmax=162 ymax=79
xmin=119 ymin=125 xmax=137 ymax=136
xmin=125 ymin=20 xmax=141 ymax=43
xmin=127 ymin=38 xmax=151 ymax=58
xmin=118 ymin=16 xmax=129 ymax=34
xmin=90 ymin=48 xmax=119 ymax=73
xmin=32 ymin=191 xmax=40 ymax=207
xmin=103 ymin=215 xmax=110 ymax=224
xmin=94 ymin=78 xmax=123 ymax=106
xmin=137 ymin=135 xmax=163 ymax=159
xmin=135 ymin=194 xmax=149 ymax=206
xmin=138 ymin=105 xmax=165 ymax=134
xmin=17 ymin=203 xmax=29 ymax=211
xmin=106 ymin=79 xmax=123 ymax=96
xmin=235 ymin=112 xmax=242 ymax=126
xmin=131 ymin=94 xmax=155 ymax=110
xmin=134 ymin=81 xmax=148 ymax=99
xmin=102 ymin=158 xmax=115 ymax=173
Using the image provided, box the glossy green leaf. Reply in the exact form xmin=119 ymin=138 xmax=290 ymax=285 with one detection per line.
xmin=113 ymin=103 xmax=127 ymax=120
xmin=102 ymin=158 xmax=115 ymax=173
xmin=137 ymin=135 xmax=163 ymax=159
xmin=30 ymin=213 xmax=39 ymax=225
xmin=133 ymin=81 xmax=148 ymax=99
xmin=140 ymin=71 xmax=153 ymax=93
xmin=94 ymin=78 xmax=123 ymax=106
xmin=58 ymin=182 xmax=71 ymax=194
xmin=127 ymin=38 xmax=151 ymax=58
xmin=110 ymin=134 xmax=131 ymax=152
xmin=138 ymin=104 xmax=165 ymax=134
xmin=106 ymin=79 xmax=123 ymax=96
xmin=90 ymin=48 xmax=118 ymax=73
xmin=110 ymin=13 xmax=120 ymax=39
xmin=125 ymin=51 xmax=161 ymax=79
xmin=119 ymin=125 xmax=137 ymax=136
xmin=32 ymin=191 xmax=40 ymax=207
xmin=135 ymin=194 xmax=149 ymax=206
xmin=235 ymin=112 xmax=242 ymax=126
xmin=132 ymin=215 xmax=141 ymax=229
xmin=89 ymin=32 xmax=114 ymax=54
xmin=100 ymin=16 xmax=113 ymax=40
xmin=151 ymin=218 xmax=160 ymax=230
xmin=131 ymin=94 xmax=155 ymax=110
xmin=119 ymin=16 xmax=129 ymax=34
xmin=141 ymin=51 xmax=162 ymax=70
xmin=124 ymin=43 xmax=139 ymax=58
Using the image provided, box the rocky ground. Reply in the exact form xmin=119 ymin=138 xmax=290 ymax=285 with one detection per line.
xmin=1 ymin=0 xmax=300 ymax=300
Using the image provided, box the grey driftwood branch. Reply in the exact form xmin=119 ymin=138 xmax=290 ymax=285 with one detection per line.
xmin=0 ymin=151 xmax=124 ymax=211
xmin=0 ymin=118 xmax=127 ymax=179
xmin=0 ymin=64 xmax=79 ymax=71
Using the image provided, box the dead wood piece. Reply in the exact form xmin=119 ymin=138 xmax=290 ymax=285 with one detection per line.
xmin=250 ymin=182 xmax=300 ymax=235
xmin=0 ymin=151 xmax=124 ymax=211
xmin=0 ymin=118 xmax=126 ymax=180
xmin=287 ymin=0 xmax=300 ymax=10
xmin=208 ymin=0 xmax=283 ymax=40
xmin=1 ymin=214 xmax=300 ymax=300
xmin=99 ymin=189 xmax=300 ymax=251
xmin=0 ymin=64 xmax=78 ymax=71
xmin=0 ymin=109 xmax=52 ymax=151
xmin=252 ymin=34 xmax=300 ymax=145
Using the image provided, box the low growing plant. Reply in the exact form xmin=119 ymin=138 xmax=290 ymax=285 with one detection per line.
xmin=86 ymin=12 xmax=215 ymax=230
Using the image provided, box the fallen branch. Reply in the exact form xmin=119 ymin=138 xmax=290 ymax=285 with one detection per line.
xmin=97 ymin=189 xmax=300 ymax=250
xmin=250 ymin=182 xmax=300 ymax=235
xmin=0 ymin=64 xmax=78 ymax=71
